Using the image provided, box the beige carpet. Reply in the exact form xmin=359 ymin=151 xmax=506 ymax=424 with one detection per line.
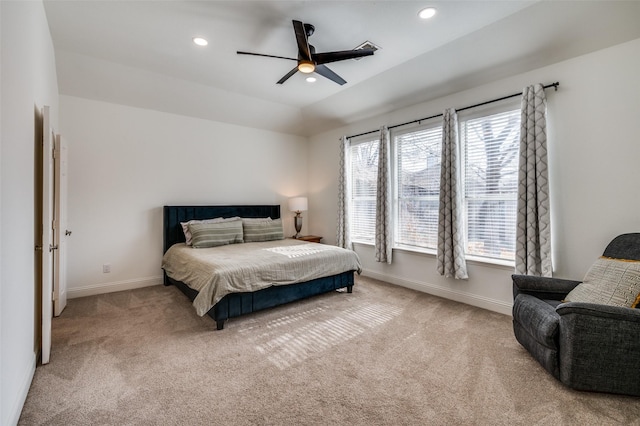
xmin=20 ymin=276 xmax=640 ymax=425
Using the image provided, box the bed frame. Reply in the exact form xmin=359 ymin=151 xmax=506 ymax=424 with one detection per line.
xmin=163 ymin=205 xmax=355 ymax=330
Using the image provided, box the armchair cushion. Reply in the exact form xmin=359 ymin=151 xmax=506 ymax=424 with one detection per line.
xmin=564 ymin=257 xmax=640 ymax=308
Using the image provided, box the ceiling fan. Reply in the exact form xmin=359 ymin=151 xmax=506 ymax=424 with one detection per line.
xmin=237 ymin=20 xmax=375 ymax=85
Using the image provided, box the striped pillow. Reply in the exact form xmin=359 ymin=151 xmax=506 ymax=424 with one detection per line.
xmin=180 ymin=217 xmax=223 ymax=246
xmin=565 ymin=257 xmax=640 ymax=308
xmin=241 ymin=217 xmax=272 ymax=224
xmin=188 ymin=219 xmax=243 ymax=248
xmin=243 ymin=218 xmax=284 ymax=242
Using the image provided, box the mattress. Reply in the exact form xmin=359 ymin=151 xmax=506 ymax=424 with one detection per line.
xmin=162 ymin=238 xmax=362 ymax=316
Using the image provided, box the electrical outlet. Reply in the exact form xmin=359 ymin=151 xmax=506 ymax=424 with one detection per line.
xmin=103 ymin=264 xmax=111 ymax=273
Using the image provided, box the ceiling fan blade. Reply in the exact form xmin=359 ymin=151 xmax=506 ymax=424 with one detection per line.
xmin=313 ymin=48 xmax=375 ymax=65
xmin=277 ymin=67 xmax=299 ymax=85
xmin=315 ymin=64 xmax=346 ymax=85
xmin=292 ymin=20 xmax=312 ymax=62
xmin=237 ymin=51 xmax=297 ymax=61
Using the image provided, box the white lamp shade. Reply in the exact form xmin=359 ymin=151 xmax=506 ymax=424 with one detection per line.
xmin=288 ymin=197 xmax=308 ymax=212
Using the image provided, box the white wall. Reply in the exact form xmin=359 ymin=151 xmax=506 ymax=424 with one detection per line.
xmin=59 ymin=96 xmax=309 ymax=297
xmin=0 ymin=1 xmax=59 ymax=425
xmin=308 ymin=38 xmax=640 ymax=315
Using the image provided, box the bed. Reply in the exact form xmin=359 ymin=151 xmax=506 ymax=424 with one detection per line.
xmin=162 ymin=205 xmax=361 ymax=329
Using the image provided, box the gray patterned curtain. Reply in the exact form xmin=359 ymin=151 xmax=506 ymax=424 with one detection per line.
xmin=437 ymin=108 xmax=468 ymax=279
xmin=375 ymin=126 xmax=392 ymax=263
xmin=516 ymin=84 xmax=551 ymax=276
xmin=336 ymin=136 xmax=352 ymax=250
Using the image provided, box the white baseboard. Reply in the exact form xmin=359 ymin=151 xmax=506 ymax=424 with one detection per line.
xmin=67 ymin=276 xmax=163 ymax=299
xmin=361 ymin=269 xmax=513 ymax=316
xmin=5 ymin=352 xmax=36 ymax=426
xmin=66 ymin=272 xmax=513 ymax=315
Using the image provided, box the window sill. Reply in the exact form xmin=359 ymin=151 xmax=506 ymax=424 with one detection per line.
xmin=352 ymin=240 xmax=374 ymax=247
xmin=394 ymin=244 xmax=437 ymax=257
xmin=465 ymin=255 xmax=514 ymax=270
xmin=351 ymin=241 xmax=514 ymax=270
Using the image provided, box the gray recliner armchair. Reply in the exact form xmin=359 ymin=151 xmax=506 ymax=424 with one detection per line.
xmin=512 ymin=233 xmax=640 ymax=396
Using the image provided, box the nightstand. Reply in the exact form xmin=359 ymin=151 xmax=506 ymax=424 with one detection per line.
xmin=295 ymin=235 xmax=323 ymax=243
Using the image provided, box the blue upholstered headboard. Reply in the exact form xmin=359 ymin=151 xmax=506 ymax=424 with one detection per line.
xmin=163 ymin=205 xmax=281 ymax=253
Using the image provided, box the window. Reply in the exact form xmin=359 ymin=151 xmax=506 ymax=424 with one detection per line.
xmin=350 ymin=137 xmax=379 ymax=242
xmin=461 ymin=109 xmax=520 ymax=261
xmin=394 ymin=125 xmax=442 ymax=250
xmin=347 ymin=105 xmax=521 ymax=264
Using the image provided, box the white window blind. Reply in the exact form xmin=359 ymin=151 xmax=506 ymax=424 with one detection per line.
xmin=394 ymin=126 xmax=442 ymax=250
xmin=350 ymin=138 xmax=379 ymax=242
xmin=461 ymin=109 xmax=520 ymax=261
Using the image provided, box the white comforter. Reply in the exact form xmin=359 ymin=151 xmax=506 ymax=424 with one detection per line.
xmin=162 ymin=239 xmax=362 ymax=316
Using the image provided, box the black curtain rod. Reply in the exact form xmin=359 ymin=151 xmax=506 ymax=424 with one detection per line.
xmin=346 ymin=82 xmax=560 ymax=140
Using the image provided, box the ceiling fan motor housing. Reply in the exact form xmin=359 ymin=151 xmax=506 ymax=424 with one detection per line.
xmin=304 ymin=23 xmax=315 ymax=37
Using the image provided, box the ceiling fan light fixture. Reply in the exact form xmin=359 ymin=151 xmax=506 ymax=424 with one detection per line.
xmin=238 ymin=19 xmax=369 ymax=85
xmin=418 ymin=7 xmax=437 ymax=19
xmin=193 ymin=37 xmax=208 ymax=46
xmin=298 ymin=61 xmax=315 ymax=74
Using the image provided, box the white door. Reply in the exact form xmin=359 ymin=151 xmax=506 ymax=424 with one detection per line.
xmin=53 ymin=133 xmax=68 ymax=316
xmin=41 ymin=106 xmax=55 ymax=365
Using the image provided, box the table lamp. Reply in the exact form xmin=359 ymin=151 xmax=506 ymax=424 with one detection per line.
xmin=288 ymin=197 xmax=308 ymax=238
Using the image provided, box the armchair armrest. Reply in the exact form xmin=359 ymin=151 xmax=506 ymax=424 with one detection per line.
xmin=556 ymin=302 xmax=640 ymax=395
xmin=556 ymin=302 xmax=640 ymax=322
xmin=512 ymin=294 xmax=560 ymax=348
xmin=512 ymin=274 xmax=581 ymax=301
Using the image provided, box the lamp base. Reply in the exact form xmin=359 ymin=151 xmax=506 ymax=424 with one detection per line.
xmin=294 ymin=214 xmax=302 ymax=238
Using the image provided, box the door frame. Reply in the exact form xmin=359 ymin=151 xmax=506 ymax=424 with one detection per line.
xmin=53 ymin=133 xmax=67 ymax=316
xmin=41 ymin=106 xmax=54 ymax=364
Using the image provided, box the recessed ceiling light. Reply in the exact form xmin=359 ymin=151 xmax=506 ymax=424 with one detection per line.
xmin=193 ymin=37 xmax=208 ymax=46
xmin=306 ymin=77 xmax=317 ymax=83
xmin=418 ymin=7 xmax=437 ymax=19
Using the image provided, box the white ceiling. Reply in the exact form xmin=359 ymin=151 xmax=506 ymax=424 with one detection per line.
xmin=44 ymin=1 xmax=640 ymax=136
